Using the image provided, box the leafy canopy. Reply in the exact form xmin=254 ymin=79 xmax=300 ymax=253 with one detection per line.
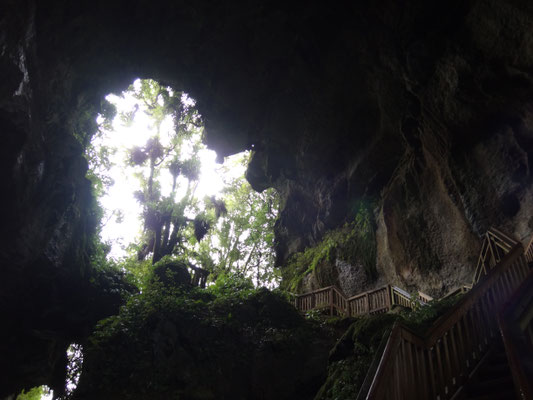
xmin=87 ymin=79 xmax=280 ymax=288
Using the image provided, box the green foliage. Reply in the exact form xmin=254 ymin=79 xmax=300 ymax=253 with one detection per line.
xmin=63 ymin=344 xmax=84 ymax=399
xmin=206 ymin=271 xmax=255 ymax=298
xmin=119 ymin=81 xmax=212 ymax=265
xmin=84 ymin=279 xmax=321 ymax=398
xmin=193 ymin=213 xmax=211 ymax=241
xmin=193 ymin=153 xmax=280 ymax=287
xmin=282 ymin=236 xmax=337 ymax=292
xmin=91 ymin=272 xmax=296 ymax=352
xmin=401 ymin=292 xmax=464 ymax=333
xmin=16 ymin=386 xmax=50 ymax=400
xmin=315 ymin=294 xmax=462 ymax=400
xmin=303 ymin=308 xmax=327 ymax=322
xmin=87 ymin=79 xmax=211 ymax=267
xmin=315 ymin=314 xmax=400 ymax=400
xmin=152 ymin=257 xmax=191 ymax=287
xmin=282 ymin=201 xmax=377 ymax=292
xmin=87 ymin=80 xmax=280 ymax=292
xmin=94 ymin=280 xmax=204 ymax=331
xmin=84 ymin=99 xmax=118 ymax=198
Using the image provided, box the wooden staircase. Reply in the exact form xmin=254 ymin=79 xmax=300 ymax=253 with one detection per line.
xmin=460 ymin=338 xmax=517 ymax=400
xmin=294 ymin=227 xmax=533 ymax=399
xmin=359 ymin=228 xmax=533 ymax=400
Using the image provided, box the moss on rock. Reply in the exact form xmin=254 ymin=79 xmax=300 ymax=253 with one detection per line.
xmin=314 ymin=314 xmax=400 ymax=400
xmin=281 ymin=202 xmax=377 ymax=293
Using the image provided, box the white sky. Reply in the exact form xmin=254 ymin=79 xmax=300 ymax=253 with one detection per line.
xmin=93 ymin=81 xmax=247 ymax=259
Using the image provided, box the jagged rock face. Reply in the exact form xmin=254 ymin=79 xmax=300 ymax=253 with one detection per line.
xmin=2 ymin=0 xmax=533 ymax=395
xmin=266 ymin=0 xmax=533 ymax=296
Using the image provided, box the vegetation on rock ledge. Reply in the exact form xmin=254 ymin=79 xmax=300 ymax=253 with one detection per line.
xmin=281 ymin=201 xmax=377 ymax=292
xmin=75 ymin=272 xmax=334 ymax=400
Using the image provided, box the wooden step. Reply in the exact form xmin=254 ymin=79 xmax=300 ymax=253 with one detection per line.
xmin=475 ymin=362 xmax=511 ymax=381
xmin=465 ymin=393 xmax=517 ymax=400
xmin=465 ymin=376 xmax=515 ymax=398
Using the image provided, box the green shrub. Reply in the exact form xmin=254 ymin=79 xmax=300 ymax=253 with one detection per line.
xmin=16 ymin=386 xmax=50 ymax=400
xmin=315 ymin=314 xmax=399 ymax=400
xmin=152 ymin=258 xmax=191 ymax=287
xmin=402 ymin=292 xmax=464 ymax=333
xmin=282 ymin=201 xmax=377 ymax=292
xmin=207 ymin=271 xmax=255 ymax=297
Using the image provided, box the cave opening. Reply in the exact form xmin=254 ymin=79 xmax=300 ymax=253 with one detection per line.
xmin=20 ymin=344 xmax=82 ymax=400
xmin=15 ymin=77 xmax=282 ymax=400
xmin=86 ymin=78 xmax=281 ymax=288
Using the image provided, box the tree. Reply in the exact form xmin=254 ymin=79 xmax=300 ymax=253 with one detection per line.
xmin=89 ymin=79 xmax=280 ymax=288
xmin=121 ymin=80 xmax=211 ymax=265
xmin=193 ymin=153 xmax=280 ymax=287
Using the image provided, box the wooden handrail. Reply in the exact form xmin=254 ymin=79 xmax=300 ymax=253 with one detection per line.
xmin=418 ymin=291 xmax=434 ymax=303
xmin=441 ymin=285 xmax=471 ymax=300
xmin=364 ymin=242 xmax=530 ymax=399
xmin=294 ymin=228 xmax=531 ymax=399
xmin=294 ymin=286 xmax=350 ymax=315
xmin=294 ymin=228 xmax=532 ymax=399
xmin=356 ymin=329 xmax=393 ymax=400
xmin=498 ymin=269 xmax=533 ymax=400
xmin=525 ymin=234 xmax=533 ymax=263
xmin=426 ymin=244 xmax=522 ymax=344
xmin=295 ymin=283 xmax=432 ymax=317
xmin=473 ymin=227 xmax=520 ymax=284
xmin=298 ymin=225 xmax=519 ymax=313
xmin=488 ymin=227 xmax=519 ymax=248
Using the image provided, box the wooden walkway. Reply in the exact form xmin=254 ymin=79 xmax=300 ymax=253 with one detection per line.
xmin=294 ymin=284 xmax=433 ymax=317
xmin=293 ymin=227 xmax=533 ymax=399
xmin=293 ymin=227 xmax=522 ymax=316
xmin=360 ymin=227 xmax=533 ymax=399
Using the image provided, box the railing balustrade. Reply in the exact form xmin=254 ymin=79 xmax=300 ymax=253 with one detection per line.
xmin=525 ymin=233 xmax=533 ymax=263
xmin=474 ymin=227 xmax=519 ymax=283
xmin=294 ymin=227 xmax=533 ymax=400
xmin=498 ymin=270 xmax=533 ymax=400
xmin=364 ymin=242 xmax=530 ymax=399
xmin=189 ymin=264 xmax=209 ymax=288
xmin=294 ymin=284 xmax=431 ymax=317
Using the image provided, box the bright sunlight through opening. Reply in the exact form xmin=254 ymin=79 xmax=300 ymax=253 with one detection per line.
xmin=93 ymin=80 xmax=247 ymax=259
xmin=87 ymin=79 xmax=280 ymax=287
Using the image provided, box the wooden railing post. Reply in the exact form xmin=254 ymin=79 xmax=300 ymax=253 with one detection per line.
xmin=292 ymin=228 xmax=531 ymax=399
xmin=364 ymin=241 xmax=528 ymax=400
xmin=498 ymin=270 xmax=533 ymax=400
xmin=330 ymin=286 xmax=334 ymax=316
xmin=526 ymin=233 xmax=533 ymax=263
